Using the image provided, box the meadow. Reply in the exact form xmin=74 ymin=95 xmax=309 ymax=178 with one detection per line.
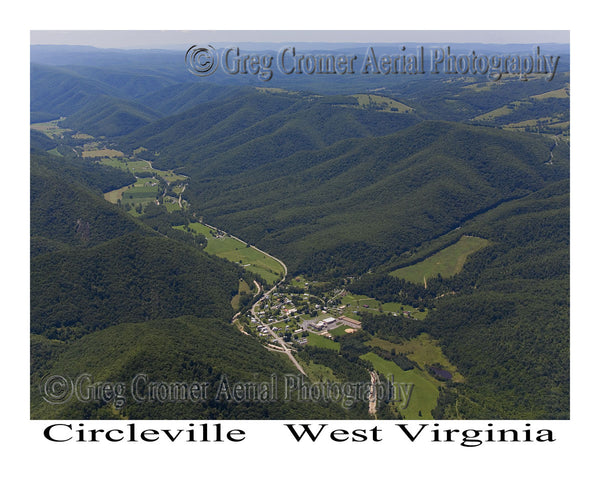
xmin=390 ymin=235 xmax=489 ymax=285
xmin=174 ymin=222 xmax=285 ymax=285
xmin=352 ymin=94 xmax=413 ymax=113
xmin=306 ymin=332 xmax=340 ymax=351
xmin=367 ymin=333 xmax=464 ymax=382
xmin=341 ymin=293 xmax=429 ymax=320
xmin=360 ymin=351 xmax=439 ymax=419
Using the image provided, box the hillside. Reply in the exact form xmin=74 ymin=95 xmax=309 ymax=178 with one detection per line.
xmin=355 ymin=180 xmax=569 ymax=419
xmin=60 ymin=95 xmax=161 ymax=137
xmin=168 ymin=120 xmax=568 ymax=276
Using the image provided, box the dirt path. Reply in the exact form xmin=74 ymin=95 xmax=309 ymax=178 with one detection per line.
xmin=368 ymin=371 xmax=378 ymax=416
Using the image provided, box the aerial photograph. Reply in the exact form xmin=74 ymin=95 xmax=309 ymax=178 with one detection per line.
xmin=30 ymin=30 xmax=570 ymax=421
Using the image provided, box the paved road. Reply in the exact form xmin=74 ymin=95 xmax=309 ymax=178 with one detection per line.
xmin=207 ymin=222 xmax=305 ymax=376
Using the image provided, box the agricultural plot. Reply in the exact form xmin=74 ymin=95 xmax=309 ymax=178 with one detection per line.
xmin=82 ymin=148 xmax=125 ymax=158
xmin=174 ymin=222 xmax=285 ymax=285
xmin=390 ymin=235 xmax=489 ymax=285
xmin=100 ymin=157 xmax=187 ymax=213
xmin=30 ymin=118 xmax=70 ymax=138
xmin=340 ymin=294 xmax=428 ymax=319
xmin=307 ymin=332 xmax=340 ymax=351
xmin=360 ymin=351 xmax=439 ymax=419
xmin=352 ymin=94 xmax=414 ymax=113
xmin=367 ymin=333 xmax=464 ymax=382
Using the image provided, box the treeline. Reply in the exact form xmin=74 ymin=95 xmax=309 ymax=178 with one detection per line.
xmin=347 ymin=274 xmax=435 ymax=308
xmin=31 ymin=147 xmax=135 ymax=194
xmin=354 ymin=181 xmax=569 ymax=419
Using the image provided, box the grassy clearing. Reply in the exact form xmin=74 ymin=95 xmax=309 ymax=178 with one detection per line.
xmin=328 ymin=325 xmax=352 ymax=337
xmin=298 ymin=359 xmax=339 ymax=383
xmin=462 ymin=82 xmax=495 ymax=92
xmin=531 ymin=87 xmax=569 ymax=100
xmin=30 ymin=119 xmax=70 ymax=138
xmin=390 ymin=235 xmax=489 ymax=285
xmin=307 ymin=332 xmax=340 ymax=351
xmin=367 ymin=333 xmax=464 ymax=382
xmin=231 ymin=279 xmax=253 ymax=310
xmin=361 ymin=351 xmax=439 ymax=419
xmin=72 ymin=133 xmax=94 ymax=139
xmin=472 ymin=101 xmax=524 ymax=121
xmin=82 ymin=149 xmax=125 ymax=158
xmin=98 ymin=158 xmax=187 ymax=183
xmin=104 ymin=185 xmax=131 ymax=204
xmin=174 ymin=222 xmax=285 ymax=285
xmin=340 ymin=294 xmax=428 ymax=320
xmin=352 ymin=94 xmax=413 ymax=113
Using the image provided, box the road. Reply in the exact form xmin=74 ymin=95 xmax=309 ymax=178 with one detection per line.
xmin=368 ymin=370 xmax=378 ymax=416
xmin=250 ymin=280 xmax=307 ymax=377
xmin=206 ymin=222 xmax=305 ymax=376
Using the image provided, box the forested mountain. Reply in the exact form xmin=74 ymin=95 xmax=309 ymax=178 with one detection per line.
xmin=60 ymin=95 xmax=161 ymax=137
xmin=357 ymin=180 xmax=569 ymax=418
xmin=149 ymin=118 xmax=566 ymax=276
xmin=31 ymin=150 xmax=364 ymax=419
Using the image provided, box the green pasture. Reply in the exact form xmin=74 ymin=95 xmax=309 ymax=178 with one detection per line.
xmin=352 ymin=94 xmax=413 ymax=113
xmin=307 ymin=332 xmax=340 ymax=351
xmin=390 ymin=235 xmax=489 ymax=285
xmin=174 ymin=223 xmax=285 ymax=285
xmin=360 ymin=351 xmax=439 ymax=419
xmin=367 ymin=333 xmax=464 ymax=382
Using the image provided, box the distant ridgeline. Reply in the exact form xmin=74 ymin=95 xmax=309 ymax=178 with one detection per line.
xmin=30 ymin=44 xmax=569 ymax=419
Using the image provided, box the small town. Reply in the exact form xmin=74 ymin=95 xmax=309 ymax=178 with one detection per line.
xmin=235 ymin=279 xmax=422 ymax=350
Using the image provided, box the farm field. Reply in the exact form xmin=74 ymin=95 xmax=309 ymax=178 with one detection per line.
xmin=360 ymin=351 xmax=439 ymax=419
xmin=100 ymin=156 xmax=187 ymax=212
xmin=390 ymin=235 xmax=489 ymax=285
xmin=174 ymin=222 xmax=285 ymax=285
xmin=30 ymin=118 xmax=70 ymax=138
xmin=82 ymin=148 xmax=125 ymax=158
xmin=367 ymin=333 xmax=464 ymax=382
xmin=306 ymin=332 xmax=340 ymax=351
xmin=352 ymin=94 xmax=413 ymax=113
xmin=340 ymin=293 xmax=429 ymax=320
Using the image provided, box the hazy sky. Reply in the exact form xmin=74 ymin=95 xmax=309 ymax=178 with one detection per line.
xmin=30 ymin=30 xmax=569 ymax=49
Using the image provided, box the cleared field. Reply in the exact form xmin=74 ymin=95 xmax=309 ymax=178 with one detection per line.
xmin=328 ymin=325 xmax=351 ymax=337
xmin=231 ymin=279 xmax=252 ymax=309
xmin=174 ymin=223 xmax=285 ymax=285
xmin=98 ymin=157 xmax=186 ymax=183
xmin=82 ymin=149 xmax=125 ymax=158
xmin=30 ymin=119 xmax=70 ymax=138
xmin=340 ymin=294 xmax=428 ymax=319
xmin=367 ymin=333 xmax=464 ymax=382
xmin=472 ymin=101 xmax=524 ymax=121
xmin=361 ymin=351 xmax=439 ymax=419
xmin=390 ymin=235 xmax=489 ymax=285
xmin=307 ymin=332 xmax=340 ymax=351
xmin=531 ymin=87 xmax=569 ymax=100
xmin=353 ymin=94 xmax=413 ymax=113
xmin=72 ymin=133 xmax=94 ymax=139
xmin=298 ymin=359 xmax=339 ymax=384
xmin=104 ymin=185 xmax=131 ymax=204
